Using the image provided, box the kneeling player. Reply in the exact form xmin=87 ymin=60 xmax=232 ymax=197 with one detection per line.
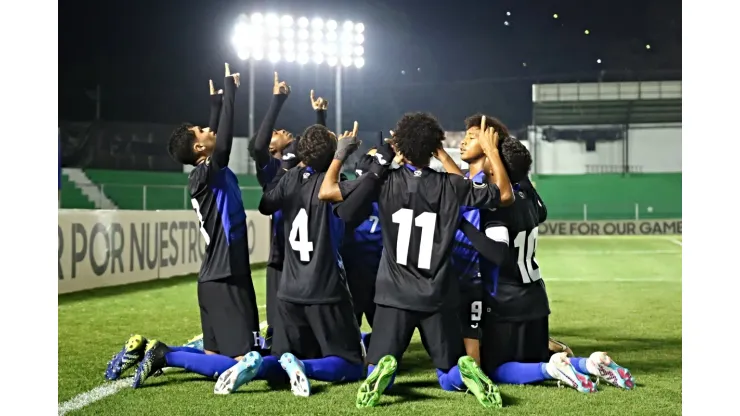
xmin=245 ymin=122 xmax=374 ymax=397
xmin=321 ymin=114 xmax=515 ymax=409
xmin=458 ymin=117 xmax=634 ymax=392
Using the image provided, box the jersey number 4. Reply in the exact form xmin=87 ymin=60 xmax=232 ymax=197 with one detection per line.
xmin=392 ymin=208 xmax=437 ymax=269
xmin=513 ymin=228 xmax=541 ymax=283
xmin=289 ymin=208 xmax=314 ymax=262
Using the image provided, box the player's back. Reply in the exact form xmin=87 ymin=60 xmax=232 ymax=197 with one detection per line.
xmin=279 ymin=166 xmax=348 ymax=304
xmin=482 ymin=185 xmax=549 ymax=321
xmin=375 ymin=165 xmax=499 ymax=312
xmin=188 ymin=162 xmax=249 ymax=282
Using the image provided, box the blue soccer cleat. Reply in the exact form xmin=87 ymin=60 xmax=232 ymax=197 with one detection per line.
xmin=105 ymin=334 xmax=147 ymax=381
xmin=280 ymin=353 xmax=310 ymax=397
xmin=183 ymin=334 xmax=204 ymax=351
xmin=214 ymin=351 xmax=264 ymax=394
xmin=132 ymin=340 xmax=170 ymax=388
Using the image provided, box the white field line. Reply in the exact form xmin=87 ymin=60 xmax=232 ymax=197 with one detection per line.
xmin=668 ymin=238 xmax=682 ymax=246
xmin=59 ymin=306 xmax=267 ymax=415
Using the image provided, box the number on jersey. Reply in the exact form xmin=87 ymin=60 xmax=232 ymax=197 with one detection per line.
xmin=392 ymin=208 xmax=437 ymax=269
xmin=470 ymin=301 xmax=482 ymax=323
xmin=513 ymin=228 xmax=541 ymax=283
xmin=368 ymin=215 xmax=379 ymax=233
xmin=191 ymin=198 xmax=210 ymax=245
xmin=289 ymin=208 xmax=314 ymax=262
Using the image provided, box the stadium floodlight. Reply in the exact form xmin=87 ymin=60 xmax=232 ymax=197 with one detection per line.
xmin=232 ymin=13 xmax=366 ymax=138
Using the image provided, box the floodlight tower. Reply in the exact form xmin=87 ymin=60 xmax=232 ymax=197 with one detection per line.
xmin=232 ymin=13 xmax=365 ymax=138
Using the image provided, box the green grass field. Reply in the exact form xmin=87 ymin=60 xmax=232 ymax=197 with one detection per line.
xmin=58 ymin=236 xmax=682 ymax=415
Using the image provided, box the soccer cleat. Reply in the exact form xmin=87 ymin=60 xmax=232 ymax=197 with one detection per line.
xmin=280 ymin=353 xmax=311 ymax=397
xmin=549 ymin=337 xmax=574 ymax=357
xmin=132 ymin=340 xmax=170 ymax=388
xmin=546 ymin=352 xmax=596 ymax=393
xmin=458 ymin=355 xmax=503 ymax=408
xmin=183 ymin=334 xmax=204 ymax=351
xmin=214 ymin=351 xmax=263 ymax=394
xmin=586 ymin=352 xmax=635 ymax=390
xmin=105 ymin=334 xmax=147 ymax=381
xmin=356 ymin=355 xmax=397 ymax=408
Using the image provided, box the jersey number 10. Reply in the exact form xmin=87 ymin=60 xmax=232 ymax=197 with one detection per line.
xmin=513 ymin=228 xmax=541 ymax=283
xmin=392 ymin=208 xmax=437 ymax=269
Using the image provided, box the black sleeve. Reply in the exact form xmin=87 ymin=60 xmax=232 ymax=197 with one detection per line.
xmin=449 ymin=174 xmax=502 ymax=210
xmin=264 ymin=166 xmax=287 ymax=193
xmin=207 ymin=94 xmax=223 ymax=133
xmin=459 ymin=219 xmax=509 ymax=266
xmin=209 ymin=76 xmax=237 ymax=170
xmin=250 ymin=95 xmax=288 ymax=170
xmin=315 ymin=109 xmax=327 ymax=126
xmin=334 ymin=173 xmax=381 ymax=223
xmin=259 ymin=170 xmax=289 ymax=215
xmin=519 ymin=177 xmax=547 ymax=223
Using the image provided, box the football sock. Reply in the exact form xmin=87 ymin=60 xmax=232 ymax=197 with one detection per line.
xmin=570 ymin=357 xmax=591 ymax=375
xmin=367 ymin=363 xmax=396 ymax=391
xmin=170 ymin=346 xmax=205 ymax=354
xmin=302 ymin=356 xmax=364 ymax=382
xmin=361 ymin=332 xmax=372 ymax=350
xmin=256 ymin=355 xmax=285 ymax=381
xmin=491 ymin=362 xmax=552 ymax=384
xmin=436 ymin=366 xmax=465 ymax=391
xmin=164 ymin=352 xmax=236 ymax=378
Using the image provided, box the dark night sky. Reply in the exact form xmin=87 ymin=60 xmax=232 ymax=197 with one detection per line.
xmin=59 ymin=0 xmax=681 ymax=135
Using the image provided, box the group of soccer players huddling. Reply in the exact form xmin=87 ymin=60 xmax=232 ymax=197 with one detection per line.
xmin=103 ymin=63 xmax=634 ymax=409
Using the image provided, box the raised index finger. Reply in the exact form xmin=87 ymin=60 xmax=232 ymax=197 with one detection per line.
xmin=310 ymin=89 xmax=315 ymax=101
xmin=480 ymin=115 xmax=487 ymax=134
xmin=209 ymin=79 xmax=214 ymax=94
xmin=225 ymin=62 xmax=231 ymax=76
xmin=274 ymin=72 xmax=279 ymax=85
xmin=352 ymin=121 xmax=359 ymax=137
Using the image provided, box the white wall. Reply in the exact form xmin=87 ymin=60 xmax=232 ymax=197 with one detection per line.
xmin=528 ymin=123 xmax=681 ymax=174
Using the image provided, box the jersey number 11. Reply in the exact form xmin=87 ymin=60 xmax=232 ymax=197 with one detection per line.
xmin=392 ymin=208 xmax=437 ymax=269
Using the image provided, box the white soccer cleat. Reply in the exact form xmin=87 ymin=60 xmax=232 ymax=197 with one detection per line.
xmin=546 ymin=352 xmax=596 ymax=393
xmin=280 ymin=353 xmax=311 ymax=397
xmin=586 ymin=352 xmax=635 ymax=390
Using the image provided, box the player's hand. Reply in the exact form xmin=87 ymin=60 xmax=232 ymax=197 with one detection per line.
xmin=273 ymin=72 xmax=290 ymax=95
xmin=225 ymin=63 xmax=240 ymax=88
xmin=433 ymin=144 xmax=451 ymax=161
xmin=209 ymin=79 xmax=223 ymax=95
xmin=334 ymin=121 xmax=361 ymax=162
xmin=310 ymin=89 xmax=328 ymax=110
xmin=477 ymin=116 xmax=499 ymax=156
xmin=385 ymin=130 xmax=404 ymax=164
xmin=280 ymin=137 xmax=300 ymax=170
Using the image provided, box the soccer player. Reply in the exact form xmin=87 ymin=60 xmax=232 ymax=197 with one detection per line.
xmin=340 ymin=148 xmax=384 ymax=330
xmin=457 ymin=115 xmax=634 ymax=393
xmin=129 ymin=63 xmax=265 ymax=387
xmin=248 ymin=72 xmax=329 ymax=341
xmin=321 ymin=113 xmax=514 ymax=408
xmin=251 ymin=121 xmax=376 ymax=397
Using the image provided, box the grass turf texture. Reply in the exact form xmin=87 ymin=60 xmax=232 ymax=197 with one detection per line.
xmin=59 ymin=236 xmax=682 ymax=415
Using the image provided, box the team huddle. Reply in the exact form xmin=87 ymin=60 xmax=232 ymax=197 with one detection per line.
xmin=103 ymin=63 xmax=634 ymax=409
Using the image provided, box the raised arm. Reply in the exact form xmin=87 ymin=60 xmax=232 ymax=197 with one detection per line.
xmin=259 ymin=170 xmax=289 ymax=215
xmin=207 ymin=79 xmax=223 ymax=133
xmin=249 ymin=72 xmax=290 ymax=171
xmin=435 ymin=146 xmax=464 ymax=176
xmin=319 ymin=121 xmax=361 ymax=202
xmin=210 ymin=63 xmax=239 ymax=170
xmin=310 ymin=89 xmax=328 ymax=126
xmin=477 ymin=116 xmax=514 ymax=206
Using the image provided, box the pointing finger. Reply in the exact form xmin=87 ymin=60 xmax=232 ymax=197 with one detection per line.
xmin=225 ymin=63 xmax=231 ymax=76
xmin=352 ymin=121 xmax=359 ymax=137
xmin=310 ymin=89 xmax=315 ymax=102
xmin=209 ymin=79 xmax=214 ymax=94
xmin=480 ymin=115 xmax=486 ymax=134
xmin=274 ymin=71 xmax=279 ymax=85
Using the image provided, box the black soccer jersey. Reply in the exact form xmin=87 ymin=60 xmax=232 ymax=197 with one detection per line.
xmin=258 ymin=166 xmax=352 ymax=304
xmin=480 ymin=184 xmax=550 ymax=321
xmin=374 ymin=165 xmax=502 ymax=312
xmin=188 ymin=76 xmax=250 ymax=282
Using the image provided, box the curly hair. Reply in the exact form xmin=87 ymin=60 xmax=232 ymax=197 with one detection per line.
xmin=167 ymin=123 xmax=198 ymax=166
xmin=500 ymin=136 xmax=532 ymax=184
xmin=393 ymin=112 xmax=445 ymax=167
xmin=298 ymin=124 xmax=337 ymax=172
xmin=464 ymin=113 xmax=511 ymax=141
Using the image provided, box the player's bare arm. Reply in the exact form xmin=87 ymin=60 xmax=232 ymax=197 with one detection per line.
xmin=207 ymin=79 xmax=224 ymax=133
xmin=311 ymin=89 xmax=329 ymax=126
xmin=318 ymin=121 xmax=361 ymax=202
xmin=211 ymin=63 xmax=239 ymax=169
xmin=250 ymin=71 xmax=291 ymax=171
xmin=435 ymin=146 xmax=464 ymax=176
xmin=477 ymin=116 xmax=514 ymax=206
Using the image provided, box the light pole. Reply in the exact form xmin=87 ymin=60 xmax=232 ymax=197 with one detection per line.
xmin=232 ymin=13 xmax=365 ymax=138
